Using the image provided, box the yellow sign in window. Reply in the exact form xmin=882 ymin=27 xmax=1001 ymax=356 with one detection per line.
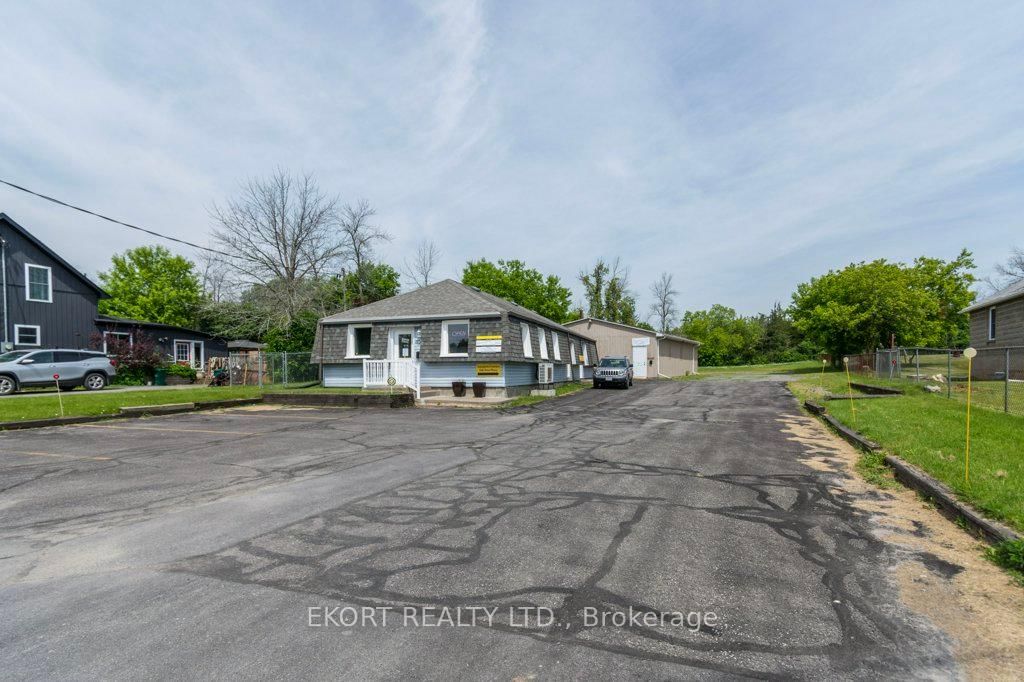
xmin=476 ymin=363 xmax=502 ymax=377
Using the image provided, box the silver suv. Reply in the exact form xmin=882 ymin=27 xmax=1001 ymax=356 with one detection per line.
xmin=593 ymin=356 xmax=633 ymax=389
xmin=0 ymin=349 xmax=117 ymax=395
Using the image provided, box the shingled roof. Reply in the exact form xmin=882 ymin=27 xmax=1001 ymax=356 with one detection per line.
xmin=963 ymin=279 xmax=1024 ymax=313
xmin=320 ymin=279 xmax=591 ymax=338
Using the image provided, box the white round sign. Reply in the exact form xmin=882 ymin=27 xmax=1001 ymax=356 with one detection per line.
xmin=387 ymin=376 xmax=397 ymax=386
xmin=964 ymin=347 xmax=977 ymax=359
xmin=843 ymin=357 xmax=849 ymax=364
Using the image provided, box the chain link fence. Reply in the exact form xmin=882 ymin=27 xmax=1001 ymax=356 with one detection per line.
xmin=873 ymin=346 xmax=1023 ymax=416
xmin=217 ymin=352 xmax=321 ymax=388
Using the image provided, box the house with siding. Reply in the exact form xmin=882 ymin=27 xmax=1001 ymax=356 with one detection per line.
xmin=312 ymin=279 xmax=598 ymax=396
xmin=564 ymin=317 xmax=699 ymax=378
xmin=962 ymin=280 xmax=1024 ymax=380
xmin=1 ymin=213 xmax=228 ymax=368
xmin=1 ymin=213 xmax=108 ymax=351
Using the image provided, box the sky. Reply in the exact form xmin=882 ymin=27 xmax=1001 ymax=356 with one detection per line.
xmin=1 ymin=1 xmax=1023 ymax=319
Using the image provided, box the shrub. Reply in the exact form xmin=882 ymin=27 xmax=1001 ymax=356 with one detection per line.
xmin=91 ymin=330 xmax=165 ymax=385
xmin=164 ymin=363 xmax=197 ymax=380
xmin=987 ymin=539 xmax=1024 ymax=573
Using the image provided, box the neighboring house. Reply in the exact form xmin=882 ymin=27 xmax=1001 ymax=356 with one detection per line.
xmin=964 ymin=279 xmax=1024 ymax=349
xmin=312 ymin=279 xmax=598 ymax=396
xmin=1 ymin=213 xmax=109 ymax=351
xmin=96 ymin=315 xmax=228 ymax=369
xmin=962 ymin=280 xmax=1024 ymax=380
xmin=564 ymin=317 xmax=699 ymax=379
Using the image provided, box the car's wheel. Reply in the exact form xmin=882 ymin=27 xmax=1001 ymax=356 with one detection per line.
xmin=0 ymin=375 xmax=16 ymax=395
xmin=83 ymin=372 xmax=107 ymax=391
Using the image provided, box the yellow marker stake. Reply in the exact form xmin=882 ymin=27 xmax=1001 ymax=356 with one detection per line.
xmin=843 ymin=357 xmax=856 ymax=425
xmin=820 ymin=358 xmax=827 ymax=386
xmin=53 ymin=373 xmax=65 ymax=418
xmin=963 ymin=347 xmax=977 ymax=485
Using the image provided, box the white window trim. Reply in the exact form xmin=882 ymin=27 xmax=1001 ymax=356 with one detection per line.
xmin=25 ymin=264 xmax=53 ymax=303
xmin=988 ymin=307 xmax=996 ymax=341
xmin=570 ymin=342 xmax=577 ymax=364
xmin=520 ymin=322 xmax=533 ymax=358
xmin=552 ymin=332 xmax=561 ymax=361
xmin=440 ymin=319 xmax=470 ymax=357
xmin=14 ymin=324 xmax=41 ymax=346
xmin=346 ymin=324 xmax=373 ymax=359
xmin=583 ymin=343 xmax=589 ymax=365
xmin=538 ymin=328 xmax=548 ymax=360
xmin=102 ymin=331 xmax=133 ymax=354
xmin=174 ymin=339 xmax=205 ymax=369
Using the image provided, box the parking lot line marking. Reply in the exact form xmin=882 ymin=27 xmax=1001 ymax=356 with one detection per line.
xmin=6 ymin=450 xmax=112 ymax=462
xmin=73 ymin=424 xmax=255 ymax=436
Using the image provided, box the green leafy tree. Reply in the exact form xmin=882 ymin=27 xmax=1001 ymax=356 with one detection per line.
xmin=98 ymin=246 xmax=201 ymax=327
xmin=462 ymin=259 xmax=573 ymax=323
xmin=578 ymin=257 xmax=637 ymax=325
xmin=791 ymin=259 xmax=943 ymax=363
xmin=911 ymin=249 xmax=975 ymax=347
xmin=677 ymin=305 xmax=764 ymax=366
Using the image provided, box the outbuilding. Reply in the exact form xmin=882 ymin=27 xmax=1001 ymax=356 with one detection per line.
xmin=563 ymin=317 xmax=699 ymax=379
xmin=312 ymin=279 xmax=598 ymax=397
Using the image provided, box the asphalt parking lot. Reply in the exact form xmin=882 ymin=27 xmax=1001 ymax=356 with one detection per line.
xmin=1 ymin=380 xmax=959 ymax=679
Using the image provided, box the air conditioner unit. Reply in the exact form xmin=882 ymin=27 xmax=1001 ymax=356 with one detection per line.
xmin=537 ymin=362 xmax=554 ymax=384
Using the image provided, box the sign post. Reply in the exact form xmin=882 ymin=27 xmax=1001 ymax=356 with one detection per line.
xmin=53 ymin=373 xmax=65 ymax=418
xmin=843 ymin=357 xmax=856 ymax=425
xmin=963 ymin=347 xmax=977 ymax=485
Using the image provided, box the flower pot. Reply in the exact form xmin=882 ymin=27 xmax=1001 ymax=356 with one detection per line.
xmin=452 ymin=381 xmax=466 ymax=397
xmin=472 ymin=382 xmax=486 ymax=398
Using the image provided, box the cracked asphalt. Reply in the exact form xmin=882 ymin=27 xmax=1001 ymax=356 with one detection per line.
xmin=0 ymin=380 xmax=959 ymax=679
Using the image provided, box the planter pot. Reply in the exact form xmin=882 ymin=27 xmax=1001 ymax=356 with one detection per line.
xmin=472 ymin=382 xmax=487 ymax=398
xmin=452 ymin=381 xmax=466 ymax=397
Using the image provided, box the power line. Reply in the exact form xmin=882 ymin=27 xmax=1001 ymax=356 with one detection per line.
xmin=0 ymin=178 xmax=229 ymax=257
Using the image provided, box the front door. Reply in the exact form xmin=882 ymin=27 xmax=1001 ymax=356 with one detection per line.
xmin=389 ymin=327 xmax=415 ymax=361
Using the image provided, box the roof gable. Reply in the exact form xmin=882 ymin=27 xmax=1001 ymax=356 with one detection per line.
xmin=964 ymin=279 xmax=1024 ymax=313
xmin=0 ymin=213 xmax=108 ymax=297
xmin=565 ymin=317 xmax=700 ymax=346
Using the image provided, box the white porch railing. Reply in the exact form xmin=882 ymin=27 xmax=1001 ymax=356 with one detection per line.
xmin=363 ymin=359 xmax=420 ymax=399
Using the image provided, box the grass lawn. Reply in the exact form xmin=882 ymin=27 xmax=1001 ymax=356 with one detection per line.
xmin=684 ymin=360 xmax=837 ymax=379
xmin=791 ymin=374 xmax=1024 ymax=533
xmin=501 ymin=382 xmax=590 ymax=408
xmin=0 ymin=386 xmax=265 ymax=424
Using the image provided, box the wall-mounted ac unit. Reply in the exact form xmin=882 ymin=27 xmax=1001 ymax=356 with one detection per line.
xmin=537 ymin=362 xmax=554 ymax=384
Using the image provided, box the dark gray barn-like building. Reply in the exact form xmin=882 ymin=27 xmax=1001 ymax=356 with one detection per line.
xmin=1 ymin=213 xmax=108 ymax=351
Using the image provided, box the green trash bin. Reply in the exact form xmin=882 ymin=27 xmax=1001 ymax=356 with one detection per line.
xmin=153 ymin=367 xmax=167 ymax=386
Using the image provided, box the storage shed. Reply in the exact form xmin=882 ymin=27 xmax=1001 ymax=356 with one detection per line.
xmin=563 ymin=317 xmax=699 ymax=378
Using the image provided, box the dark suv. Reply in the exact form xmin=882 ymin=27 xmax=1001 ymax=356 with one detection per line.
xmin=593 ymin=356 xmax=633 ymax=389
xmin=0 ymin=350 xmax=117 ymax=395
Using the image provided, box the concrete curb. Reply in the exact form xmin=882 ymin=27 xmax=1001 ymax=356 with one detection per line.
xmin=803 ymin=400 xmax=826 ymax=415
xmin=820 ymin=413 xmax=882 ymax=452
xmin=884 ymin=455 xmax=1021 ymax=544
xmin=120 ymin=403 xmax=195 ymax=416
xmin=263 ymin=392 xmax=414 ymax=408
xmin=824 ymin=392 xmax=899 ymax=401
xmin=849 ymin=382 xmax=903 ymax=395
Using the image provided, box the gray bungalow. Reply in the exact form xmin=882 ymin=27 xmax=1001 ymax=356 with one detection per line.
xmin=312 ymin=279 xmax=598 ymax=397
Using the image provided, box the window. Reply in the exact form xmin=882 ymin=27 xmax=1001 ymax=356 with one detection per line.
xmin=570 ymin=342 xmax=577 ymax=364
xmin=538 ymin=328 xmax=548 ymax=359
xmin=175 ymin=341 xmax=191 ymax=363
xmin=520 ymin=322 xmax=533 ymax=358
xmin=441 ymin=320 xmax=470 ymax=356
xmin=27 ymin=351 xmax=54 ymax=363
xmin=25 ymin=264 xmax=52 ymax=302
xmin=14 ymin=324 xmax=40 ymax=346
xmin=347 ymin=324 xmax=373 ymax=358
xmin=583 ymin=343 xmax=589 ymax=365
xmin=55 ymin=351 xmax=83 ymax=363
xmin=989 ymin=307 xmax=997 ymax=341
xmin=102 ymin=331 xmax=132 ymax=354
xmin=552 ymin=332 xmax=561 ymax=360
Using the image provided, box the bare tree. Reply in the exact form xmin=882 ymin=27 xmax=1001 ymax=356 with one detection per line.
xmin=648 ymin=272 xmax=678 ymax=332
xmin=404 ymin=239 xmax=441 ymax=289
xmin=210 ymin=170 xmax=343 ymax=323
xmin=196 ymin=250 xmax=232 ymax=303
xmin=987 ymin=246 xmax=1024 ymax=292
xmin=339 ymin=200 xmax=392 ymax=299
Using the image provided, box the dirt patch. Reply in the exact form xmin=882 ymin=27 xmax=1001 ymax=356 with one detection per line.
xmin=779 ymin=413 xmax=1024 ymax=680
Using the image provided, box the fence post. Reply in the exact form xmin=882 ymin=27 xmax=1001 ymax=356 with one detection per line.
xmin=915 ymin=348 xmax=920 ymax=381
xmin=258 ymin=352 xmax=264 ymax=389
xmin=283 ymin=352 xmax=289 ymax=387
xmin=1006 ymin=348 xmax=1011 ymax=414
xmin=947 ymin=351 xmax=952 ymax=399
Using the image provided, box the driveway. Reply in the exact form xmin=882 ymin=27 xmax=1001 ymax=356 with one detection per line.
xmin=0 ymin=381 xmax=962 ymax=678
